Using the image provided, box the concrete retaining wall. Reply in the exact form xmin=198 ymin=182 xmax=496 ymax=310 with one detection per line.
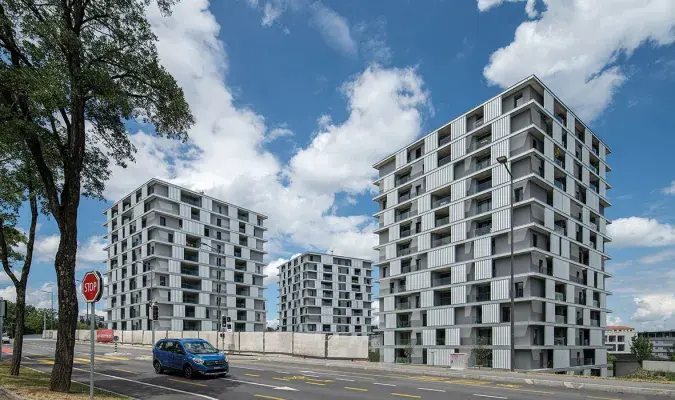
xmin=265 ymin=332 xmax=293 ymax=354
xmin=45 ymin=330 xmax=368 ymax=360
xmin=240 ymin=332 xmax=264 ymax=352
xmin=293 ymin=333 xmax=324 ymax=358
xmin=328 ymin=335 xmax=368 ymax=359
xmin=644 ymin=360 xmax=675 ymax=373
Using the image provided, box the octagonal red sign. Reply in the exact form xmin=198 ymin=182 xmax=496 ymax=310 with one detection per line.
xmin=82 ymin=271 xmax=103 ymax=303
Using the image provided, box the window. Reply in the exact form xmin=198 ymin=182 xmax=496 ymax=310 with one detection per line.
xmin=533 ymin=234 xmax=538 ymax=247
xmin=204 ymin=228 xmax=209 ymax=237
xmin=167 ymin=291 xmax=171 ymax=302
xmin=618 ymin=336 xmax=625 ymax=343
xmin=608 ymin=335 xmax=616 ymax=342
xmin=618 ymin=344 xmax=625 ymax=352
xmin=160 ymin=216 xmax=166 ymax=226
xmin=168 ymin=233 xmax=173 ymax=243
xmin=415 ymin=148 xmax=422 ymax=158
xmin=514 ymin=93 xmax=524 ymax=108
xmin=515 ymin=282 xmax=524 ymax=297
xmin=159 ymin=276 xmax=167 ymax=286
xmin=514 ymin=187 xmax=523 ymax=202
xmin=501 ymin=307 xmax=511 ymax=322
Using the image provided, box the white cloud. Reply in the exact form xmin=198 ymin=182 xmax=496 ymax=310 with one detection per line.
xmin=264 ymin=257 xmax=287 ymax=286
xmin=267 ymin=318 xmax=279 ymax=329
xmin=663 ymin=181 xmax=675 ymax=195
xmin=309 ymin=2 xmax=357 ymax=57
xmin=481 ymin=0 xmax=675 ymax=120
xmin=32 ymin=235 xmax=60 ymax=263
xmin=606 ymin=314 xmax=623 ymax=326
xmin=103 ymin=0 xmax=430 ymax=263
xmin=353 ymin=18 xmax=392 ymax=64
xmin=261 ymin=2 xmax=284 ymax=26
xmin=607 ymin=217 xmax=675 ymax=247
xmin=0 ymin=282 xmax=55 ymax=309
xmin=640 ymin=248 xmax=675 ymax=265
xmin=76 ymin=236 xmax=107 ymax=271
xmin=478 ymin=0 xmax=538 ymax=17
xmin=632 ymin=294 xmax=675 ymax=322
xmin=266 ymin=127 xmax=294 ymax=142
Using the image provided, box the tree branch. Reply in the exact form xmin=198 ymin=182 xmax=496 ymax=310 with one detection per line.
xmin=0 ymin=218 xmax=20 ymax=288
xmin=20 ymin=173 xmax=38 ymax=286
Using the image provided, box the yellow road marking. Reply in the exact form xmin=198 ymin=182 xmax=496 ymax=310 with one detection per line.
xmin=492 ymin=387 xmax=555 ymax=395
xmin=344 ymin=386 xmax=368 ymax=391
xmin=101 ymin=355 xmax=130 ymax=361
xmin=307 ymin=378 xmax=333 ymax=383
xmin=73 ymin=357 xmax=91 ymax=364
xmin=38 ymin=359 xmax=54 ymax=365
xmin=167 ymin=378 xmax=207 ymax=387
xmin=114 ymin=369 xmax=138 ymax=374
xmin=496 ymin=383 xmax=521 ymax=388
xmin=254 ymin=395 xmax=284 ymax=400
xmin=245 ymin=373 xmax=260 ymax=377
xmin=392 ymin=393 xmax=421 ymax=398
xmin=305 ymin=382 xmax=325 ymax=386
xmin=273 ymin=377 xmax=290 ymax=381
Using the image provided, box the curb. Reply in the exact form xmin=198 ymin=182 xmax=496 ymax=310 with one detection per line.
xmin=0 ymin=386 xmax=28 ymax=400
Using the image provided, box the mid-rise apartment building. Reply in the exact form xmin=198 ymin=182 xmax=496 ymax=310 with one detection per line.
xmin=638 ymin=330 xmax=675 ymax=360
xmin=103 ymin=179 xmax=268 ymax=332
xmin=278 ymin=252 xmax=374 ymax=335
xmin=373 ymin=75 xmax=612 ymax=375
xmin=605 ymin=325 xmax=635 ymax=354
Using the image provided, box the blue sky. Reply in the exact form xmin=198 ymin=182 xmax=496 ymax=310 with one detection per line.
xmin=5 ymin=0 xmax=675 ymax=330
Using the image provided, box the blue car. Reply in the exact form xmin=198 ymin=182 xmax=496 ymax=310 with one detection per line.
xmin=153 ymin=338 xmax=229 ymax=379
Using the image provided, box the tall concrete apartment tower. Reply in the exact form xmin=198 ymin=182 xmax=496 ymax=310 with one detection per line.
xmin=104 ymin=179 xmax=268 ymax=332
xmin=278 ymin=252 xmax=374 ymax=335
xmin=373 ymin=76 xmax=611 ymax=375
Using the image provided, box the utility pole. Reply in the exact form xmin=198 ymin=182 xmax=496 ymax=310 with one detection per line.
xmin=497 ymin=156 xmax=516 ymax=372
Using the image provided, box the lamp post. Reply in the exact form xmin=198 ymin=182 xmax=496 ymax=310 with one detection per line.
xmin=38 ymin=289 xmax=54 ymax=332
xmin=497 ymin=155 xmax=515 ymax=372
xmin=201 ymin=242 xmax=224 ymax=350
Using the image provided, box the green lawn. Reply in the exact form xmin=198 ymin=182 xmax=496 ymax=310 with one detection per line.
xmin=0 ymin=362 xmax=126 ymax=399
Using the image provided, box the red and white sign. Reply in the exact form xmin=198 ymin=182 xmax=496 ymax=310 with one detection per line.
xmin=81 ymin=271 xmax=103 ymax=303
xmin=96 ymin=329 xmax=114 ymax=343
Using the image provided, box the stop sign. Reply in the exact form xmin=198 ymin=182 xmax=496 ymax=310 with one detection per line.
xmin=81 ymin=271 xmax=103 ymax=303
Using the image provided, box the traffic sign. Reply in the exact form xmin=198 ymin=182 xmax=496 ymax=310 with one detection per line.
xmin=81 ymin=271 xmax=103 ymax=303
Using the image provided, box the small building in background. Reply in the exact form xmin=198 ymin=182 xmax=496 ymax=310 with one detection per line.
xmin=605 ymin=325 xmax=635 ymax=354
xmin=637 ymin=329 xmax=675 ymax=360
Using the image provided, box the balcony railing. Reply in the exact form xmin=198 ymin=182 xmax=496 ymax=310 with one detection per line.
xmin=476 ymin=292 xmax=491 ymax=302
xmin=593 ymin=299 xmax=600 ymax=308
xmin=399 ymin=193 xmax=411 ymax=202
xmin=475 ymin=203 xmax=492 ymax=215
xmin=584 ymin=358 xmax=596 ymax=365
xmin=554 ymin=337 xmax=567 ymax=346
xmin=438 ymin=154 xmax=452 ymax=167
xmin=433 ymin=276 xmax=452 ymax=287
xmin=397 ymin=247 xmax=417 ymax=257
xmin=555 ymin=315 xmax=566 ymax=324
xmin=400 ymin=228 xmax=412 ymax=238
xmin=473 ymin=160 xmax=490 ymax=172
xmin=469 ymin=181 xmax=492 ymax=195
xmin=475 ymin=225 xmax=492 ymax=237
xmin=432 ymin=196 xmax=452 ymax=208
xmin=554 ymin=180 xmax=565 ymax=191
xmin=590 ymin=319 xmax=600 ymax=327
xmin=439 ymin=135 xmax=452 ymax=147
xmin=181 ymin=268 xmax=199 ymax=277
xmin=432 ymin=236 xmax=452 ymax=248
xmin=555 ymin=292 xmax=565 ymax=302
xmin=472 ymin=316 xmax=483 ymax=324
xmin=397 ymin=321 xmax=411 ymax=328
xmin=395 ymin=211 xmax=412 ymax=222
xmin=470 ymin=137 xmax=492 ymax=152
xmin=435 ymin=217 xmax=449 ymax=227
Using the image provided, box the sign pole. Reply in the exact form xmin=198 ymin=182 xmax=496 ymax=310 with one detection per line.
xmin=90 ymin=302 xmax=95 ymax=400
xmin=0 ymin=297 xmax=5 ymax=362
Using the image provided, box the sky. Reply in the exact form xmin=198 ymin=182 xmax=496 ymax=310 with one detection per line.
xmin=5 ymin=0 xmax=675 ymax=330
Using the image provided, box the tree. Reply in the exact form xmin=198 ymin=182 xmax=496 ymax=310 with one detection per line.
xmin=631 ymin=335 xmax=653 ymax=365
xmin=472 ymin=337 xmax=492 ymax=368
xmin=0 ymin=0 xmax=194 ymax=391
xmin=0 ymin=152 xmax=41 ymax=376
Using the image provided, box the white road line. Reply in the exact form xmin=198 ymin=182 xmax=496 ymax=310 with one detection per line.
xmin=473 ymin=394 xmax=507 ymax=399
xmin=335 ymin=378 xmax=355 ymax=382
xmin=418 ymin=388 xmax=446 ymax=392
xmin=71 ymin=367 xmax=219 ymax=400
xmin=220 ymin=377 xmax=298 ymax=391
xmin=373 ymin=382 xmax=396 ymax=387
xmin=233 ymin=366 xmax=267 ymax=371
xmin=301 ymin=374 xmax=321 ymax=378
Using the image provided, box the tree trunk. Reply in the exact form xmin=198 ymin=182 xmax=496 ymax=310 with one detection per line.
xmin=10 ymin=286 xmax=26 ymax=375
xmin=49 ymin=217 xmax=79 ymax=392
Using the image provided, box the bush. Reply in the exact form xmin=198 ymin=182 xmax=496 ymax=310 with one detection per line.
xmin=623 ymin=369 xmax=675 ymax=382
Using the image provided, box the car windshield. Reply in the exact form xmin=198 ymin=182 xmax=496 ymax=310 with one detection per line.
xmin=183 ymin=341 xmax=218 ymax=354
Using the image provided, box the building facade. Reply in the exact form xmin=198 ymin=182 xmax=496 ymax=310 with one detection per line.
xmin=638 ymin=330 xmax=675 ymax=360
xmin=278 ymin=252 xmax=374 ymax=335
xmin=373 ymin=75 xmax=612 ymax=375
xmin=103 ymin=179 xmax=268 ymax=332
xmin=605 ymin=325 xmax=635 ymax=354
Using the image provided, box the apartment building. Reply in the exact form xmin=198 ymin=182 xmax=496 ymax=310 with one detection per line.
xmin=638 ymin=330 xmax=675 ymax=360
xmin=605 ymin=325 xmax=635 ymax=354
xmin=103 ymin=179 xmax=268 ymax=332
xmin=278 ymin=252 xmax=374 ymax=335
xmin=373 ymin=75 xmax=612 ymax=375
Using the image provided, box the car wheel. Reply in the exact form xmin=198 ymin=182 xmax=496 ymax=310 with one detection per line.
xmin=153 ymin=360 xmax=163 ymax=374
xmin=183 ymin=365 xmax=194 ymax=379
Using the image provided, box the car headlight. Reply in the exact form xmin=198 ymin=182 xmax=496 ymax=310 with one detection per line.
xmin=222 ymin=355 xmax=228 ymax=362
xmin=192 ymin=358 xmax=204 ymax=364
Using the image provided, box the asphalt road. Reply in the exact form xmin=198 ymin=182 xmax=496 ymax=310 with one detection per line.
xmin=17 ymin=339 xmax=666 ymax=400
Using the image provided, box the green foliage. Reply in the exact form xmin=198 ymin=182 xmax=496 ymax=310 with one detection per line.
xmin=623 ymin=369 xmax=675 ymax=382
xmin=2 ymin=300 xmax=56 ymax=336
xmin=472 ymin=337 xmax=492 ymax=368
xmin=631 ymin=335 xmax=654 ymax=365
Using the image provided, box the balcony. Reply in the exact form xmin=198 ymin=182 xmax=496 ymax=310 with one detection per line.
xmin=472 ymin=159 xmax=490 ymax=172
xmin=476 ymin=292 xmax=491 ymax=302
xmin=435 ymin=216 xmax=449 ymax=227
xmin=570 ymin=276 xmax=586 ymax=285
xmin=432 ymin=195 xmax=452 ymax=208
xmin=181 ymin=281 xmax=201 ymax=291
xmin=400 ymin=228 xmax=412 ymax=238
xmin=432 ymin=236 xmax=452 ymax=248
xmin=555 ymin=292 xmax=565 ymax=302
xmin=438 ymin=153 xmax=452 ymax=167
xmin=184 ymin=254 xmax=198 ymax=262
xmin=469 ymin=180 xmax=492 ymax=195
xmin=554 ymin=337 xmax=567 ymax=346
xmin=399 ymin=192 xmax=411 ymax=202
xmin=590 ymin=319 xmax=600 ymax=327
xmin=396 ymin=320 xmax=411 ymax=328
xmin=432 ymin=276 xmax=452 ymax=287
xmin=470 ymin=136 xmax=492 ymax=152
xmin=439 ymin=135 xmax=452 ymax=147
xmin=584 ymin=358 xmax=595 ymax=365
xmin=395 ymin=210 xmax=413 ymax=222
xmin=593 ymin=299 xmax=600 ymax=308
xmin=397 ymin=247 xmax=416 ymax=257
xmin=472 ymin=315 xmax=483 ymax=324
xmin=475 ymin=202 xmax=492 ymax=215
xmin=555 ymin=315 xmax=566 ymax=324
xmin=554 ymin=180 xmax=565 ymax=191
xmin=181 ymin=267 xmax=199 ymax=277
xmin=475 ymin=225 xmax=492 ymax=237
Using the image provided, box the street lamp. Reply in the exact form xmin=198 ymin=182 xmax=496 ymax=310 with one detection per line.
xmin=497 ymin=155 xmax=515 ymax=372
xmin=38 ymin=288 xmax=55 ymax=332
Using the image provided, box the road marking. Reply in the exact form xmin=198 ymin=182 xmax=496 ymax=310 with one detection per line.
xmin=588 ymin=397 xmax=620 ymax=400
xmin=235 ymin=366 xmax=266 ymax=371
xmin=418 ymin=388 xmax=445 ymax=392
xmin=102 ymin=355 xmax=131 ymax=361
xmin=373 ymin=382 xmax=396 ymax=387
xmin=496 ymin=384 xmax=520 ymax=389
xmin=221 ymin=377 xmax=298 ymax=391
xmin=305 ymin=382 xmax=325 ymax=386
xmin=391 ymin=393 xmax=421 ymax=398
xmin=473 ymin=395 xmax=507 ymax=399
xmin=114 ymin=369 xmax=139 ymax=374
xmin=307 ymin=378 xmax=333 ymax=383
xmin=302 ymin=374 xmax=321 ymax=378
xmin=37 ymin=359 xmax=54 ymax=365
xmin=335 ymin=378 xmax=355 ymax=382
xmin=71 ymin=367 xmax=219 ymax=400
xmin=254 ymin=395 xmax=285 ymax=400
xmin=73 ymin=357 xmax=91 ymax=364
xmin=273 ymin=377 xmax=290 ymax=381
xmin=245 ymin=373 xmax=260 ymax=377
xmin=168 ymin=378 xmax=207 ymax=387
xmin=344 ymin=387 xmax=368 ymax=392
